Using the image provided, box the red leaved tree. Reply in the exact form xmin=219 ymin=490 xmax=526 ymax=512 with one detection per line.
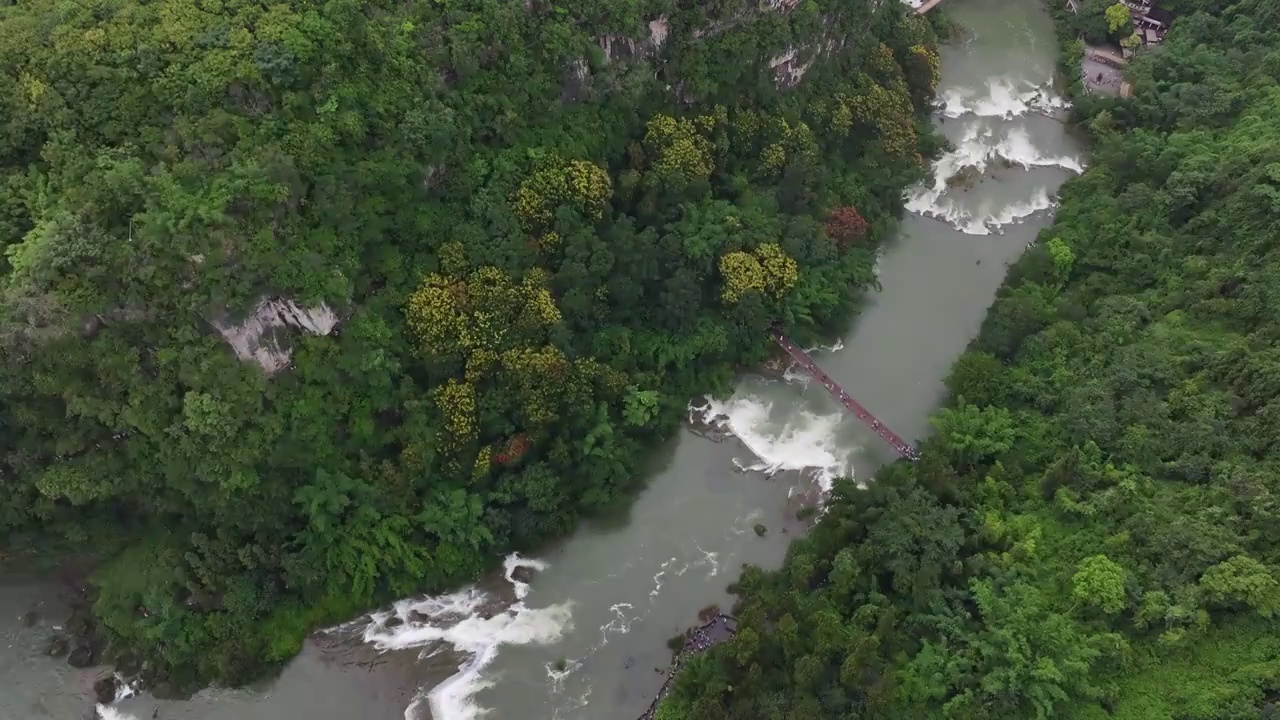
xmin=825 ymin=206 xmax=869 ymax=251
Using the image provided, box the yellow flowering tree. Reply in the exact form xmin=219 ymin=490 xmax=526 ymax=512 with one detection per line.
xmin=405 ymin=266 xmax=562 ymax=366
xmin=500 ymin=345 xmax=572 ymax=426
xmin=512 ymin=156 xmax=612 ymax=234
xmin=643 ymin=114 xmax=718 ymax=185
xmin=869 ymin=43 xmax=907 ymax=92
xmin=760 ymin=143 xmax=787 ymax=175
xmin=908 ymin=44 xmax=942 ymax=98
xmin=433 ymin=378 xmax=478 ymax=452
xmin=718 ymin=251 xmax=765 ymax=304
xmin=718 ymin=244 xmax=800 ymax=304
xmin=730 ymin=110 xmax=766 ymax=152
xmin=405 ymin=265 xmax=608 ymax=461
xmin=841 ymin=76 xmax=918 ymax=159
xmin=472 ymin=444 xmax=493 ymax=481
xmin=755 ymin=243 xmax=799 ymax=297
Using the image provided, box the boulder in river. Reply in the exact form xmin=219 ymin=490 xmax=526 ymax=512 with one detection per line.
xmin=945 ymin=165 xmax=982 ymax=190
xmin=93 ymin=674 xmax=118 ymax=704
xmin=22 ymin=610 xmax=40 ymax=627
xmin=510 ymin=565 xmax=536 ymax=584
xmin=383 ymin=615 xmax=404 ymax=629
xmin=113 ymin=649 xmax=142 ymax=677
xmin=46 ymin=633 xmax=70 ymax=657
xmin=753 ymin=523 xmax=768 ymax=536
xmin=67 ymin=642 xmax=96 ymax=668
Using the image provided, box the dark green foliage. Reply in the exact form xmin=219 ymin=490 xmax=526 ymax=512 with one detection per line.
xmin=660 ymin=2 xmax=1280 ymax=718
xmin=0 ymin=0 xmax=937 ymax=690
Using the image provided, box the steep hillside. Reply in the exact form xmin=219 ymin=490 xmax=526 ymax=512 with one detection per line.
xmin=0 ymin=0 xmax=939 ymax=688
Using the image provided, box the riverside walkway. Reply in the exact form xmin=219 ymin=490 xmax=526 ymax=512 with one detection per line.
xmin=638 ymin=614 xmax=737 ymax=720
xmin=770 ymin=326 xmax=920 ymax=461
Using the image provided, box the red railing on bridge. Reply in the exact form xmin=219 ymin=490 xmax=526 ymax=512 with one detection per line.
xmin=770 ymin=328 xmax=920 ymax=461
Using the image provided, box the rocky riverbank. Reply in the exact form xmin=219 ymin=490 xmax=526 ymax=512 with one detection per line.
xmin=637 ymin=613 xmax=738 ymax=720
xmin=0 ymin=551 xmax=204 ymax=719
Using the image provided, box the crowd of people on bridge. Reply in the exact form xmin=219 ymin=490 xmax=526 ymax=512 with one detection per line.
xmin=772 ymin=329 xmax=915 ymax=459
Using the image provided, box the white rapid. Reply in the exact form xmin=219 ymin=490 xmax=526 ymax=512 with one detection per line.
xmin=95 ymin=708 xmax=141 ymax=720
xmin=6 ymin=3 xmax=1084 ymax=720
xmin=691 ymin=341 xmax=859 ymax=497
xmin=94 ymin=674 xmax=142 ymax=720
xmin=356 ymin=555 xmax=572 ymax=720
xmin=938 ymin=75 xmax=1068 ymax=119
xmin=905 ymin=75 xmax=1083 ymax=235
xmin=337 ymin=352 xmax=863 ymax=720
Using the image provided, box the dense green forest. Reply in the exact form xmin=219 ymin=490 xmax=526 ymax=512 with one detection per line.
xmin=0 ymin=0 xmax=943 ymax=689
xmin=658 ymin=0 xmax=1280 ymax=718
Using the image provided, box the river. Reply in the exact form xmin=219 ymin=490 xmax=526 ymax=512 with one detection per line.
xmin=0 ymin=0 xmax=1082 ymax=718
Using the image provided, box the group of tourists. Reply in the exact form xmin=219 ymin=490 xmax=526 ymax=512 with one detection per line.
xmin=638 ymin=615 xmax=737 ymax=720
xmin=773 ymin=328 xmax=918 ymax=460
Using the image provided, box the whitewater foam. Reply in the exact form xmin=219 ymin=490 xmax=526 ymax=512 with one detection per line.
xmin=911 ymin=186 xmax=1057 ymax=236
xmin=599 ymin=602 xmax=635 ymax=643
xmin=360 ymin=554 xmax=572 ymax=720
xmin=95 ymin=707 xmax=141 ymax=720
xmin=689 ymin=387 xmax=857 ymax=496
xmin=939 ymin=76 xmax=1068 ymax=119
xmin=906 ymin=124 xmax=1082 ymax=234
xmin=92 ymin=672 xmax=143 ymax=720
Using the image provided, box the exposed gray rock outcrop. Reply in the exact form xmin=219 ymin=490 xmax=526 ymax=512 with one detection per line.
xmin=213 ymin=298 xmax=338 ymax=375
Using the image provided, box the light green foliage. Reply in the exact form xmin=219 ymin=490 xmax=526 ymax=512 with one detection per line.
xmin=1046 ymin=237 xmax=1075 ymax=283
xmin=1105 ymin=3 xmax=1132 ymax=34
xmin=0 ymin=0 xmax=937 ymax=692
xmin=1066 ymin=0 xmax=1127 ymax=44
xmin=1073 ymin=554 xmax=1128 ymax=614
xmin=1199 ymin=556 xmax=1280 ymax=618
xmin=623 ymin=386 xmax=661 ymax=428
xmin=908 ymin=576 xmax=1113 ymax=719
xmin=930 ymin=401 xmax=1017 ymax=467
xmin=661 ymin=4 xmax=1280 ymax=719
xmin=35 ymin=462 xmax=109 ymax=505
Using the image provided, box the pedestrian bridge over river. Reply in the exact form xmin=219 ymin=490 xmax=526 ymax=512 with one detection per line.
xmin=770 ymin=326 xmax=920 ymax=461
xmin=635 ymin=334 xmax=919 ymax=720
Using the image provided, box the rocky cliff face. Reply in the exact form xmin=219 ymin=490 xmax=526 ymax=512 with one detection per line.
xmin=594 ymin=17 xmax=671 ymax=64
xmin=215 ymin=0 xmax=891 ymax=376
xmin=213 ymin=298 xmax=338 ymax=375
xmin=574 ymin=0 xmax=864 ymax=97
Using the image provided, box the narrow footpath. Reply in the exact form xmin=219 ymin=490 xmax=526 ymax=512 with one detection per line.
xmin=637 ymin=615 xmax=738 ymax=720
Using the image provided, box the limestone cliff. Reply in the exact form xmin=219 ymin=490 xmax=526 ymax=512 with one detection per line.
xmin=212 ymin=298 xmax=338 ymax=375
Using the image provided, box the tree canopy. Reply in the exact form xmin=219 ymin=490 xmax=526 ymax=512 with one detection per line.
xmin=659 ymin=1 xmax=1280 ymax=718
xmin=0 ymin=0 xmax=939 ymax=690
